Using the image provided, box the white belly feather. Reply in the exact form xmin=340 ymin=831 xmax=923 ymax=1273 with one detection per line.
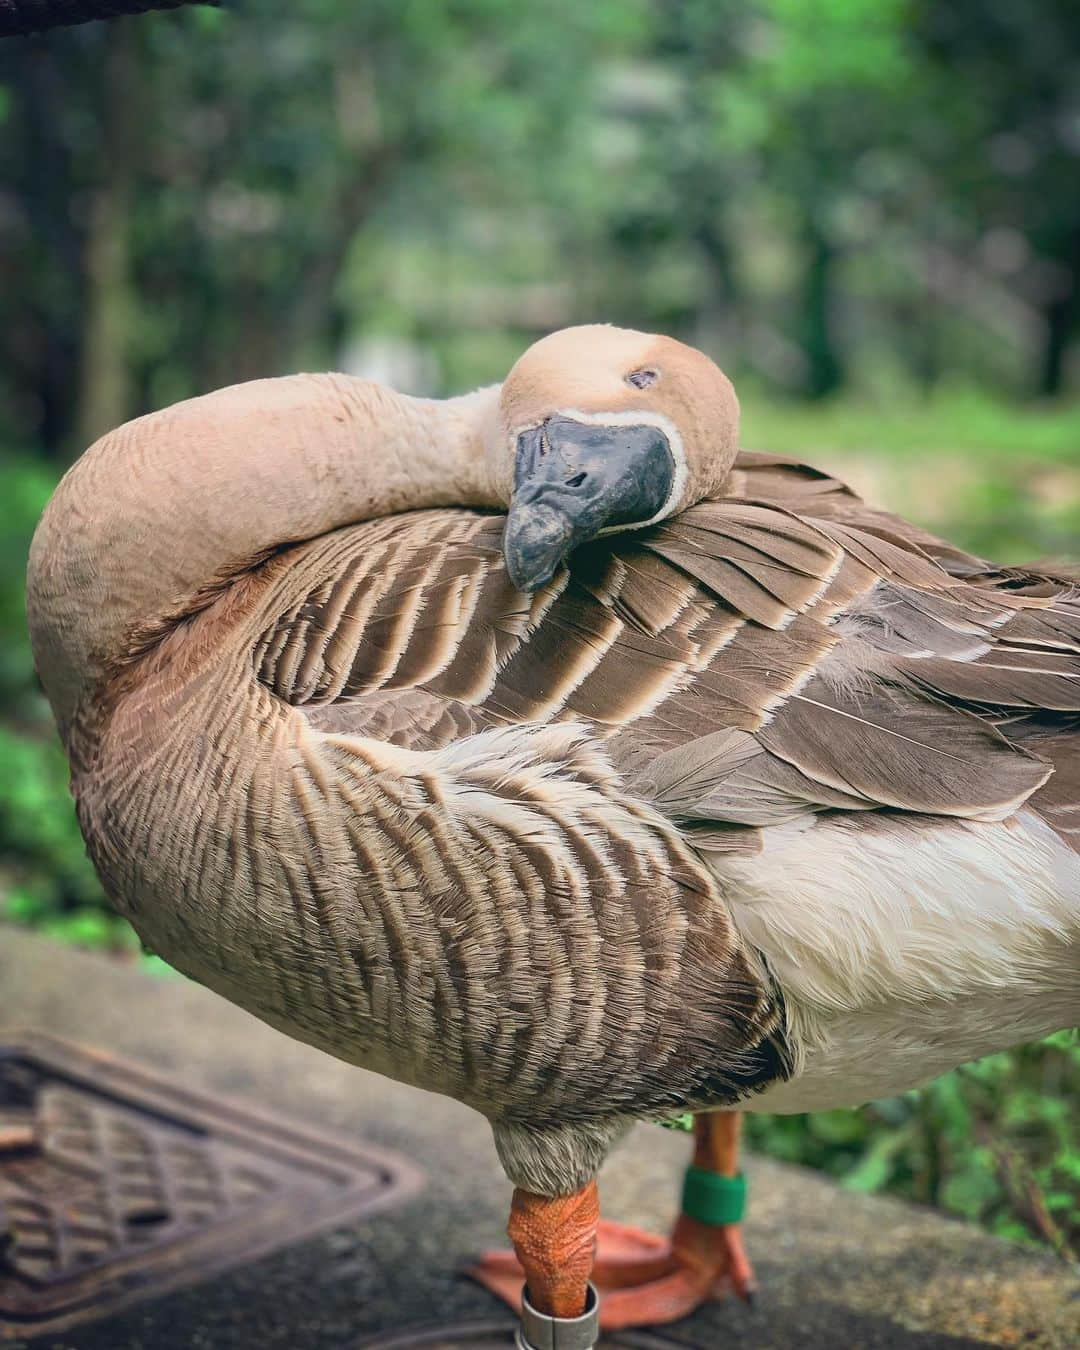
xmin=705 ymin=810 xmax=1080 ymax=1113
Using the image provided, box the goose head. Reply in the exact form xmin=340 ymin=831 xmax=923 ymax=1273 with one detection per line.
xmin=496 ymin=324 xmax=739 ymax=591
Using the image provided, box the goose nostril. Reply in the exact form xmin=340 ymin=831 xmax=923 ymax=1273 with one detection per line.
xmin=565 ymin=472 xmax=587 ymax=488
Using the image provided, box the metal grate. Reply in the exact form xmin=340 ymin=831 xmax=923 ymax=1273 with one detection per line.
xmin=358 ymin=1322 xmax=689 ymax=1348
xmin=0 ymin=1033 xmax=422 ymax=1339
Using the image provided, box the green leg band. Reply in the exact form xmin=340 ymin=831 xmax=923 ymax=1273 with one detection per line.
xmin=681 ymin=1166 xmax=747 ymax=1226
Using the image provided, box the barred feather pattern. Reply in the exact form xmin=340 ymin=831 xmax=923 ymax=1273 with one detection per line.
xmin=72 ymin=450 xmax=1080 ymax=1185
xmin=75 ymin=521 xmax=789 ymax=1143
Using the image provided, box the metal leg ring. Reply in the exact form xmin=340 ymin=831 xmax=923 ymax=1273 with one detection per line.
xmin=515 ymin=1281 xmax=600 ymax=1350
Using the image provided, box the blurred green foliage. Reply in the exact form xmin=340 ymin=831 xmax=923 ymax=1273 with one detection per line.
xmin=744 ymin=389 xmax=1080 ymax=563
xmin=3 ymin=0 xmax=1080 ymax=450
xmin=0 ymin=455 xmax=137 ymax=953
xmin=0 ymin=0 xmax=1077 ymax=1258
xmin=745 ymin=1031 xmax=1080 ymax=1260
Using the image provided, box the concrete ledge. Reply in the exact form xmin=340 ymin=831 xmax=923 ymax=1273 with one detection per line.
xmin=1 ymin=927 xmax=1077 ymax=1348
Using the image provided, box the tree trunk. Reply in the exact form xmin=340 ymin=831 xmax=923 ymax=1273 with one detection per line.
xmin=76 ymin=20 xmax=138 ymax=444
xmin=0 ymin=0 xmax=212 ymax=37
xmin=4 ymin=40 xmax=84 ymax=454
xmin=799 ymin=220 xmax=843 ymax=399
xmin=1037 ymin=225 xmax=1080 ymax=398
xmin=694 ymin=214 xmax=743 ymax=353
xmin=1041 ymin=296 xmax=1071 ymax=398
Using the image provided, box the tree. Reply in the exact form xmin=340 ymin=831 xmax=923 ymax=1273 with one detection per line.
xmin=0 ymin=0 xmax=648 ymax=449
xmin=916 ymin=0 xmax=1080 ymax=395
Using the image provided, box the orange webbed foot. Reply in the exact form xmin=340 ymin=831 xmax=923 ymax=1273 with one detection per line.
xmin=468 ymin=1214 xmax=755 ymax=1331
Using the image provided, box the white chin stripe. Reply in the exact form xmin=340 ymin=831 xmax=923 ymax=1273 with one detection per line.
xmin=551 ymin=407 xmax=689 ymax=531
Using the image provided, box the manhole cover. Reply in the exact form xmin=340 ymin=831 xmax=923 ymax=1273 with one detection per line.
xmin=358 ymin=1322 xmax=685 ymax=1349
xmin=0 ymin=1032 xmax=422 ymax=1339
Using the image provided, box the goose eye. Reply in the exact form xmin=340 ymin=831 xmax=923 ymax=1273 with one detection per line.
xmin=626 ymin=367 xmax=659 ymax=390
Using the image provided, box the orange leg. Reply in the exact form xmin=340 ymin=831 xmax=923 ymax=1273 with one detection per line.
xmin=506 ymin=1180 xmax=599 ymax=1318
xmin=469 ymin=1111 xmax=755 ymax=1331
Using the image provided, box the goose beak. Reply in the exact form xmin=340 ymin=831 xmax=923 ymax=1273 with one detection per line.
xmin=503 ymin=415 xmax=675 ymax=592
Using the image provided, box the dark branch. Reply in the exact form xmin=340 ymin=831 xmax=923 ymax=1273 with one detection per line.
xmin=0 ymin=0 xmax=217 ymax=38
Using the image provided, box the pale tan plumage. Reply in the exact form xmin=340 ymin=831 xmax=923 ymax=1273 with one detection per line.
xmin=26 ymin=325 xmax=1080 ymax=1202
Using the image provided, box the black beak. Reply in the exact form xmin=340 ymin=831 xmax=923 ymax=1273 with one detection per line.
xmin=503 ymin=415 xmax=675 ymax=592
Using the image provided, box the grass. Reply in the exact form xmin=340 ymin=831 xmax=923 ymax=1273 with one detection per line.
xmin=741 ymin=387 xmax=1080 ymax=563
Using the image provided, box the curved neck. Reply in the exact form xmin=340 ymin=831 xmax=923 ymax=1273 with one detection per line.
xmin=27 ymin=373 xmax=504 ymax=734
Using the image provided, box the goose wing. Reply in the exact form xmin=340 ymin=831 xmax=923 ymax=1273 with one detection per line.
xmin=256 ymin=456 xmax=1079 ymax=854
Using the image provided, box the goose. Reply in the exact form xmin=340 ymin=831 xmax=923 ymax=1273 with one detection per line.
xmin=26 ymin=325 xmax=1080 ymax=1340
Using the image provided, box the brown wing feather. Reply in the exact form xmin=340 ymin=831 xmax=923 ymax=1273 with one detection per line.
xmin=756 ymin=675 xmax=1049 ymax=819
xmin=254 ymin=459 xmax=1078 ymax=852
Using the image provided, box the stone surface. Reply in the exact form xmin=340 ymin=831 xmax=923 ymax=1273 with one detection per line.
xmin=1 ymin=927 xmax=1077 ymax=1349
